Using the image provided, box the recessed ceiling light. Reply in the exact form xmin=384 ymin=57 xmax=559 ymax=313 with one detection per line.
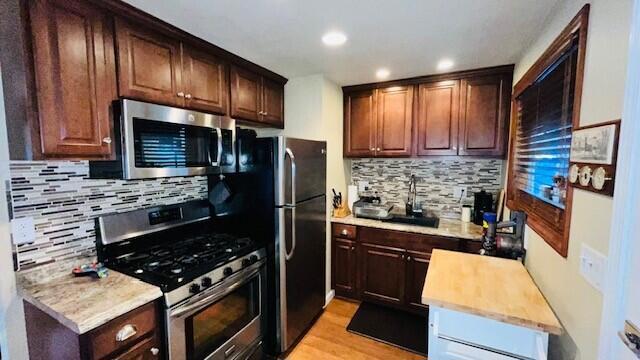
xmin=376 ymin=68 xmax=390 ymax=79
xmin=437 ymin=59 xmax=455 ymax=71
xmin=322 ymin=31 xmax=347 ymax=46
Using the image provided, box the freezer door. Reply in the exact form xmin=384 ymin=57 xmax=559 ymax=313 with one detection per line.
xmin=275 ymin=137 xmax=326 ymax=205
xmin=276 ymin=195 xmax=326 ymax=352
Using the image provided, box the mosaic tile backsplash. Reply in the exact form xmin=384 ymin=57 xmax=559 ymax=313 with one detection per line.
xmin=351 ymin=158 xmax=504 ymax=218
xmin=9 ymin=161 xmax=208 ymax=269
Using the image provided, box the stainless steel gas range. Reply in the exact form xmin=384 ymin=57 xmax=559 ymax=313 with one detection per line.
xmin=96 ymin=200 xmax=265 ymax=360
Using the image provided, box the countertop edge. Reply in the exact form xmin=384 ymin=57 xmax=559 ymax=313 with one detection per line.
xmin=331 ymin=216 xmax=483 ymax=241
xmin=421 ymin=296 xmax=563 ymax=335
xmin=18 ymin=280 xmax=163 ymax=334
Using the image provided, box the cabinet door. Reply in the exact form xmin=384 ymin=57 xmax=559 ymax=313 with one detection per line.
xmin=261 ymin=78 xmax=284 ymax=127
xmin=115 ymin=18 xmax=183 ymax=106
xmin=182 ymin=46 xmax=227 ymax=115
xmin=360 ymin=243 xmax=405 ymax=305
xmin=344 ymin=90 xmax=377 ymax=157
xmin=230 ymin=65 xmax=261 ymax=122
xmin=459 ymin=74 xmax=511 ymax=156
xmin=332 ymin=238 xmax=358 ymax=299
xmin=29 ymin=0 xmax=116 ymax=158
xmin=416 ymin=81 xmax=460 ymax=156
xmin=405 ymin=250 xmax=431 ymax=312
xmin=376 ymin=85 xmax=413 ymax=156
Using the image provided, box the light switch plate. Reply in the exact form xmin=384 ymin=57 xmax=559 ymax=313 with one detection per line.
xmin=358 ymin=181 xmax=369 ymax=192
xmin=11 ymin=217 xmax=36 ymax=245
xmin=579 ymin=244 xmax=607 ymax=292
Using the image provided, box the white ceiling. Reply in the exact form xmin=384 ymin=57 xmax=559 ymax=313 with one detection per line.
xmin=122 ymin=0 xmax=560 ymax=86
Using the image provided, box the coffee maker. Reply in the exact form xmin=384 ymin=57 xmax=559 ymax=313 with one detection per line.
xmin=473 ymin=190 xmax=494 ymax=225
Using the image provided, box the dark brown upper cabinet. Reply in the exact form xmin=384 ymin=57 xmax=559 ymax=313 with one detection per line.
xmin=344 ymin=86 xmax=413 ymax=157
xmin=416 ymin=80 xmax=460 ymax=156
xmin=28 ymin=0 xmax=117 ymax=158
xmin=376 ymin=86 xmax=413 ymax=156
xmin=459 ymin=74 xmax=511 ymax=156
xmin=342 ymin=65 xmax=513 ymax=159
xmin=115 ymin=17 xmax=183 ymax=107
xmin=182 ymin=45 xmax=228 ymax=114
xmin=230 ymin=65 xmax=284 ymax=127
xmin=344 ymin=90 xmax=377 ymax=157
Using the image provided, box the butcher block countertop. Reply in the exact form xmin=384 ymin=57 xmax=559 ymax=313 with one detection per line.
xmin=17 ymin=256 xmax=162 ymax=334
xmin=421 ymin=249 xmax=562 ymax=335
xmin=331 ymin=215 xmax=483 ymax=241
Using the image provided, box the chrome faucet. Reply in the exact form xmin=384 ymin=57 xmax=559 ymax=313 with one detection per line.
xmin=406 ymin=175 xmax=417 ymax=215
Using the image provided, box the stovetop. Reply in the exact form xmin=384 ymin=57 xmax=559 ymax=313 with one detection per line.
xmin=106 ymin=233 xmax=258 ymax=291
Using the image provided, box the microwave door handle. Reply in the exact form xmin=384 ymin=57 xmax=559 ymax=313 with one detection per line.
xmin=216 ymin=128 xmax=222 ymax=166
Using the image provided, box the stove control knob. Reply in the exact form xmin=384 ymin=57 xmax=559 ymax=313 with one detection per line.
xmin=223 ymin=267 xmax=233 ymax=277
xmin=249 ymin=255 xmax=258 ymax=264
xmin=189 ymin=283 xmax=201 ymax=294
xmin=241 ymin=258 xmax=251 ymax=268
xmin=201 ymin=277 xmax=212 ymax=288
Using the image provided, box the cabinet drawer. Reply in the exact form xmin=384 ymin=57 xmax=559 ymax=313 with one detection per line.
xmin=88 ymin=302 xmax=157 ymax=360
xmin=112 ymin=333 xmax=160 ymax=360
xmin=332 ymin=224 xmax=357 ymax=239
xmin=430 ymin=307 xmax=548 ymax=360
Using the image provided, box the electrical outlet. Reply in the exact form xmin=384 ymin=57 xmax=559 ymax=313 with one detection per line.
xmin=579 ymin=244 xmax=607 ymax=292
xmin=358 ymin=181 xmax=369 ymax=192
xmin=453 ymin=186 xmax=468 ymax=201
xmin=11 ymin=217 xmax=36 ymax=245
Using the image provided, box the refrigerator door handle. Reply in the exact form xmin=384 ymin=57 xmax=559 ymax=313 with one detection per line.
xmin=285 ymin=147 xmax=296 ymax=206
xmin=284 ymin=206 xmax=296 ymax=261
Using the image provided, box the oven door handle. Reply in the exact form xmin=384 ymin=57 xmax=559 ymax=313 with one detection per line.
xmin=170 ymin=263 xmax=262 ymax=318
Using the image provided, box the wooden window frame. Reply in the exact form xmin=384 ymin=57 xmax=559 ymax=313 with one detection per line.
xmin=506 ymin=5 xmax=589 ymax=257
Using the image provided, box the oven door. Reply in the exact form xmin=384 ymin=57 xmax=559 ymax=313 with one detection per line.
xmin=167 ymin=264 xmax=264 ymax=360
xmin=121 ymin=99 xmax=235 ymax=179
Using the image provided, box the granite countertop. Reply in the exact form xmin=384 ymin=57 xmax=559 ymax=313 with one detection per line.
xmin=331 ymin=214 xmax=484 ymax=241
xmin=17 ymin=256 xmax=162 ymax=334
xmin=422 ymin=249 xmax=562 ymax=334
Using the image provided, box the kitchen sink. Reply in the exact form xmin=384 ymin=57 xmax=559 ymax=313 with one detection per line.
xmin=381 ymin=214 xmax=440 ymax=228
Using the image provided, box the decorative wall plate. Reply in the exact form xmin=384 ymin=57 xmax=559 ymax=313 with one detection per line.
xmin=569 ymin=164 xmax=579 ymax=184
xmin=592 ymin=167 xmax=609 ymax=190
xmin=579 ymin=165 xmax=592 ymax=187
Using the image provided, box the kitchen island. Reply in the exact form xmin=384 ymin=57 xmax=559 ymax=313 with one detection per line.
xmin=421 ymin=249 xmax=562 ymax=360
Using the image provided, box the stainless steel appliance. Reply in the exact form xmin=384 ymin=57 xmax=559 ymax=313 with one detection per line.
xmin=352 ymin=197 xmax=394 ymax=220
xmin=89 ymin=99 xmax=236 ymax=179
xmin=273 ymin=137 xmax=327 ymax=353
xmin=96 ymin=201 xmax=266 ymax=360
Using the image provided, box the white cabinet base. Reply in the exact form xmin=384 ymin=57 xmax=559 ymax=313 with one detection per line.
xmin=428 ymin=306 xmax=550 ymax=360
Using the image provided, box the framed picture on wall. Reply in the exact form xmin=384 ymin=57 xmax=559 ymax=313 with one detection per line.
xmin=570 ymin=122 xmax=619 ymax=165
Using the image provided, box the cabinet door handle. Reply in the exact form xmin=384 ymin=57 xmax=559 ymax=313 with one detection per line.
xmin=102 ymin=137 xmax=112 ymax=144
xmin=115 ymin=324 xmax=137 ymax=342
xmin=185 ymin=93 xmax=192 ymax=99
xmin=407 ymin=256 xmax=411 ymax=261
xmin=370 ymin=148 xmax=375 ymax=151
xmin=150 ymin=347 xmax=160 ymax=356
xmin=401 ymin=254 xmax=405 ymax=260
xmin=177 ymin=91 xmax=185 ymax=97
xmin=351 ymin=246 xmax=355 ymax=251
xmin=376 ymin=147 xmax=381 ymax=151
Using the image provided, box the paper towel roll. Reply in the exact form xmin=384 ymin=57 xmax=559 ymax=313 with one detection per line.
xmin=347 ymin=185 xmax=359 ymax=211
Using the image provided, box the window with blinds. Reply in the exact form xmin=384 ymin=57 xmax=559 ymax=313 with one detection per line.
xmin=512 ymin=39 xmax=578 ymax=209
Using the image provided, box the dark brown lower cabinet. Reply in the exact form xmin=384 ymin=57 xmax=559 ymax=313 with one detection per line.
xmin=360 ymin=243 xmax=406 ymax=305
xmin=332 ymin=238 xmax=358 ymax=298
xmin=24 ymin=300 xmax=163 ymax=360
xmin=331 ymin=223 xmax=481 ymax=314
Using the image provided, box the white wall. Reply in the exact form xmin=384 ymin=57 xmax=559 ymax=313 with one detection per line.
xmin=512 ymin=1 xmax=632 ymax=359
xmin=0 ymin=70 xmax=29 ymax=359
xmin=257 ymin=74 xmax=348 ymax=298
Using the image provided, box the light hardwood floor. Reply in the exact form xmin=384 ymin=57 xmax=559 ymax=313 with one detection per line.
xmin=284 ymin=299 xmax=426 ymax=360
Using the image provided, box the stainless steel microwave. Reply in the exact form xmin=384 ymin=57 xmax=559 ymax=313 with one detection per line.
xmin=89 ymin=99 xmax=235 ymax=179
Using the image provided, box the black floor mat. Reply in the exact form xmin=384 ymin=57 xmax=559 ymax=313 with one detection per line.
xmin=346 ymin=302 xmax=427 ymax=355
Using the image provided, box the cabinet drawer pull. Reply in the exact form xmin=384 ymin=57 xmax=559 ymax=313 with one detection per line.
xmin=351 ymin=246 xmax=355 ymax=251
xmin=150 ymin=347 xmax=160 ymax=356
xmin=177 ymin=92 xmax=185 ymax=97
xmin=370 ymin=148 xmax=375 ymax=151
xmin=407 ymin=256 xmax=411 ymax=261
xmin=341 ymin=229 xmax=348 ymax=236
xmin=185 ymin=93 xmax=192 ymax=99
xmin=376 ymin=147 xmax=381 ymax=151
xmin=102 ymin=137 xmax=112 ymax=144
xmin=115 ymin=324 xmax=137 ymax=342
